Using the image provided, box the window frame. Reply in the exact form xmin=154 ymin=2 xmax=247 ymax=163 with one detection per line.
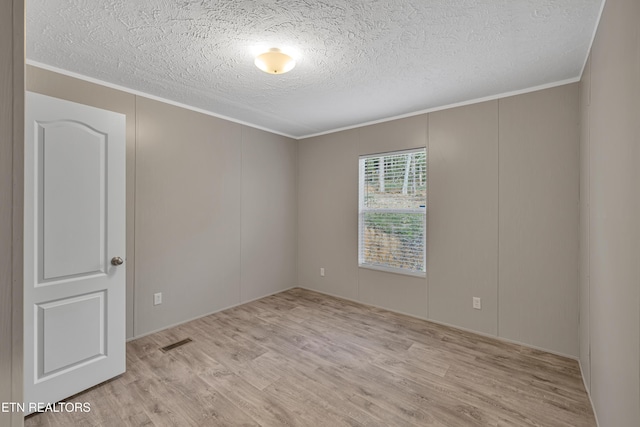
xmin=358 ymin=147 xmax=427 ymax=278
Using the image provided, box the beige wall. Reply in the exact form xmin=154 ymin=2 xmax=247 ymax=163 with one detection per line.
xmin=0 ymin=1 xmax=24 ymax=427
xmin=579 ymin=56 xmax=592 ymax=390
xmin=134 ymin=97 xmax=243 ymax=334
xmin=26 ymin=66 xmax=298 ymax=338
xmin=579 ymin=0 xmax=640 ymax=425
xmin=298 ymin=116 xmax=429 ymax=318
xmin=298 ymin=84 xmax=580 ymax=357
xmin=498 ymin=85 xmax=579 ymax=356
xmin=241 ymin=127 xmax=298 ymax=302
xmin=297 ymin=129 xmax=360 ymax=301
xmin=428 ymin=101 xmax=499 ymax=335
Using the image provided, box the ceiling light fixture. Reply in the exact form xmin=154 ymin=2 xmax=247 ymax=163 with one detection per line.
xmin=254 ymin=48 xmax=295 ymax=74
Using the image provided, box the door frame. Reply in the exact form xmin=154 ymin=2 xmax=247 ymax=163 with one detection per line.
xmin=1 ymin=1 xmax=25 ymax=427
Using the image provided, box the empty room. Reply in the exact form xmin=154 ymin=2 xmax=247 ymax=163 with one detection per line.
xmin=1 ymin=0 xmax=639 ymax=426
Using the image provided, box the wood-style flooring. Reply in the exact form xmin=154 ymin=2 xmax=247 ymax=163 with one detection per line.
xmin=25 ymin=288 xmax=596 ymax=426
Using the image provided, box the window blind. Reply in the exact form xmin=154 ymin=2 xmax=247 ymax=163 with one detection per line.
xmin=358 ymin=148 xmax=426 ymax=275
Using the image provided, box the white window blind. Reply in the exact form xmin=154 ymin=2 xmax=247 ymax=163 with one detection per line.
xmin=358 ymin=148 xmax=426 ymax=276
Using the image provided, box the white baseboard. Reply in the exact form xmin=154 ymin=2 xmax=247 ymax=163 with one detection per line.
xmin=127 ymin=286 xmax=297 ymax=342
xmin=297 ymin=285 xmax=579 ymax=361
xmin=578 ymin=358 xmax=600 ymax=427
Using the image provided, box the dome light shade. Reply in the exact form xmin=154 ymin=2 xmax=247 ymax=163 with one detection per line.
xmin=255 ymin=48 xmax=295 ymax=74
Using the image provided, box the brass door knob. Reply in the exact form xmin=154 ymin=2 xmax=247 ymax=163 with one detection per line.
xmin=111 ymin=256 xmax=124 ymax=266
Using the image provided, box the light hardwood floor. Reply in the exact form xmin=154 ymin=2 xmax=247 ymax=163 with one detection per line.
xmin=25 ymin=288 xmax=596 ymax=426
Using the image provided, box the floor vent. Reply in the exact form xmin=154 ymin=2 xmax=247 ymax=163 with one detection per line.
xmin=160 ymin=338 xmax=193 ymax=352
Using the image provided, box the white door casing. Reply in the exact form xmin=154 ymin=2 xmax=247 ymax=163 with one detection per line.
xmin=24 ymin=92 xmax=126 ymax=412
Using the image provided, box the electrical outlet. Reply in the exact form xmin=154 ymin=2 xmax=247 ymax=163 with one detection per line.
xmin=320 ymin=267 xmax=325 ymax=277
xmin=473 ymin=297 xmax=481 ymax=310
xmin=154 ymin=292 xmax=162 ymax=306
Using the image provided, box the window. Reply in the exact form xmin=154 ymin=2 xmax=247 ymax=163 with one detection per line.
xmin=358 ymin=148 xmax=426 ymax=276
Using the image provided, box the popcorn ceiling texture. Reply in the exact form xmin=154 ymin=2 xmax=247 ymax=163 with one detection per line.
xmin=27 ymin=0 xmax=602 ymax=138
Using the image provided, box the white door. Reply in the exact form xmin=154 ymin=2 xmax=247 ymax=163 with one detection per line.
xmin=24 ymin=92 xmax=126 ymax=412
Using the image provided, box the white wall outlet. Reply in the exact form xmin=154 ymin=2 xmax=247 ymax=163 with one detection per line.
xmin=473 ymin=297 xmax=481 ymax=310
xmin=320 ymin=267 xmax=325 ymax=277
xmin=154 ymin=292 xmax=162 ymax=306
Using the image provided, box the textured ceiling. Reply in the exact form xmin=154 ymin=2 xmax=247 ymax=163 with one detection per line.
xmin=26 ymin=0 xmax=603 ymax=138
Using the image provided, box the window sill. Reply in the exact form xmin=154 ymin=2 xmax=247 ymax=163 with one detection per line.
xmin=358 ymin=264 xmax=426 ymax=278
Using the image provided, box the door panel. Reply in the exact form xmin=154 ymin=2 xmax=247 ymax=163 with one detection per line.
xmin=39 ymin=291 xmax=105 ymax=376
xmin=41 ymin=121 xmax=106 ymax=281
xmin=24 ymin=92 xmax=126 ymax=412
